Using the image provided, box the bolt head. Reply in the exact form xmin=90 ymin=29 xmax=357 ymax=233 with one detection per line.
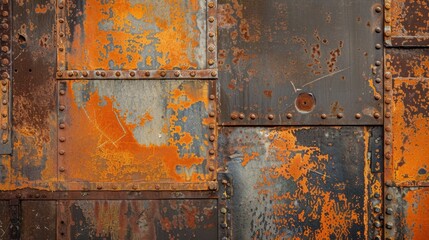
xmin=321 ymin=114 xmax=327 ymax=119
xmin=268 ymin=114 xmax=274 ymax=120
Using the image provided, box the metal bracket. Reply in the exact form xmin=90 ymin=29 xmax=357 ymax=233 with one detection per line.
xmin=218 ymin=172 xmax=232 ymax=240
xmin=9 ymin=199 xmax=20 ymax=240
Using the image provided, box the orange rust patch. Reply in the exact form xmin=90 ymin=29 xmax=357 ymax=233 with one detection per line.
xmin=403 ymin=189 xmax=429 ymax=240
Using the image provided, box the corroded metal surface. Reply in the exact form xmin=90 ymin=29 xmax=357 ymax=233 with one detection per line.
xmin=59 ymin=0 xmax=215 ymax=71
xmin=219 ymin=127 xmax=383 ymax=239
xmin=58 ymin=199 xmax=218 ymax=239
xmin=385 ymin=0 xmax=429 ymax=46
xmin=218 ymin=0 xmax=384 ymax=125
xmin=21 ymin=201 xmax=56 ymax=239
xmin=58 ymin=80 xmax=217 ymax=191
xmin=0 ymin=0 xmax=11 ymax=153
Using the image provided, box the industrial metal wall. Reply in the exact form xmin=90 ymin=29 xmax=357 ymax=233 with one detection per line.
xmin=0 ymin=0 xmax=427 ymax=239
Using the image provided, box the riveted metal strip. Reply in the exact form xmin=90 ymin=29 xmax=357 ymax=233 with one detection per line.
xmin=207 ymin=0 xmax=217 ymax=69
xmin=384 ymin=185 xmax=399 ymax=240
xmin=9 ymin=199 xmax=20 ymax=240
xmin=384 ymin=53 xmax=393 ymax=183
xmin=384 ymin=0 xmax=392 ymax=46
xmin=56 ymin=69 xmax=218 ymax=80
xmin=56 ymin=0 xmax=66 ymax=71
xmin=58 ymin=81 xmax=67 ymax=182
xmin=218 ymin=173 xmax=232 ymax=240
xmin=57 ymin=200 xmax=68 ymax=239
xmin=0 ymin=0 xmax=11 ymax=154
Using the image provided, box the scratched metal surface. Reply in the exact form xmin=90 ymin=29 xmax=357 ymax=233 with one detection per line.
xmin=21 ymin=201 xmax=57 ymax=240
xmin=385 ymin=0 xmax=429 ymax=46
xmin=58 ymin=199 xmax=218 ymax=240
xmin=218 ymin=0 xmax=384 ymax=125
xmin=64 ymin=0 xmax=207 ymax=70
xmin=58 ymin=80 xmax=217 ymax=191
xmin=218 ymin=127 xmax=383 ymax=239
xmin=0 ymin=201 xmax=9 ymax=239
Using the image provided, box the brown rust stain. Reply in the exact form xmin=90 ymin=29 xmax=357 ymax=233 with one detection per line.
xmin=67 ymin=0 xmax=204 ymax=70
xmin=393 ymin=79 xmax=429 ymax=183
xmin=61 ymin=81 xmax=210 ymax=185
xmin=391 ymin=0 xmax=429 ymax=39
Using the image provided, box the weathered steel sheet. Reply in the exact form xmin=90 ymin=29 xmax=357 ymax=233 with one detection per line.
xmin=0 ymin=201 xmax=10 ymax=239
xmin=58 ymin=80 xmax=217 ymax=191
xmin=385 ymin=0 xmax=429 ymax=46
xmin=219 ymin=127 xmax=383 ymax=239
xmin=21 ymin=201 xmax=57 ymax=240
xmin=218 ymin=0 xmax=384 ymax=125
xmin=0 ymin=0 xmax=58 ymax=190
xmin=60 ymin=0 xmax=213 ymax=71
xmin=385 ymin=49 xmax=429 ymax=186
xmin=58 ymin=199 xmax=218 ymax=240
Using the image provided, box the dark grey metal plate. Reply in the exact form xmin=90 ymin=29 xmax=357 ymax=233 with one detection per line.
xmin=218 ymin=0 xmax=383 ymax=125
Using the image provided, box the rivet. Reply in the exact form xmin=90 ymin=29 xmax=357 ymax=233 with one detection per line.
xmin=239 ymin=113 xmax=245 ymax=119
xmin=59 ymin=150 xmax=65 ymax=155
xmin=375 ymin=27 xmax=381 ymax=33
xmin=286 ymin=113 xmax=292 ymax=119
xmin=82 ymin=71 xmax=88 ymax=77
xmin=385 ymin=72 xmax=392 ymax=79
xmin=209 ymin=135 xmax=215 ymax=142
xmin=250 ymin=113 xmax=256 ymax=120
xmin=1 ymin=124 xmax=6 ymax=130
xmin=208 ymin=59 xmax=215 ymax=65
xmin=1 ymin=46 xmax=8 ymax=52
xmin=208 ymin=45 xmax=215 ymax=52
xmin=386 ymin=222 xmax=393 ymax=229
xmin=209 ymin=124 xmax=215 ymax=129
xmin=209 ymin=166 xmax=215 ymax=171
xmin=385 ymin=16 xmax=391 ymax=23
xmin=2 ymin=11 xmax=8 ymax=17
xmin=385 ymin=138 xmax=391 ymax=145
xmin=132 ymin=185 xmax=138 ymax=190
xmin=35 ymin=193 xmax=40 ymax=198
xmin=59 ymin=123 xmax=65 ymax=129
xmin=385 ymin=126 xmax=392 ymax=132
xmin=112 ymin=185 xmax=117 ymax=190
xmin=221 ymin=179 xmax=228 ymax=185
xmin=211 ymin=71 xmax=217 ymax=77
xmin=130 ymin=71 xmax=135 ymax=77
xmin=209 ymin=112 xmax=215 ymax=117
xmin=59 ymin=18 xmax=64 ymax=23
xmin=385 ymin=85 xmax=392 ymax=91
xmin=1 ymin=80 xmax=5 ymax=86
xmin=57 ymin=71 xmax=63 ymax=77
xmin=59 ymin=167 xmax=65 ymax=172
xmin=2 ymin=112 xmax=7 ymax=117
xmin=2 ymin=99 xmax=7 ymax=105
xmin=385 ymin=152 xmax=391 ymax=160
xmin=374 ymin=207 xmax=381 ymax=213
xmin=1 ymin=58 xmax=9 ymax=65
xmin=374 ymin=221 xmax=382 ymax=228
xmin=208 ymin=2 xmax=215 ymax=8
xmin=209 ymin=94 xmax=215 ymax=100
xmin=174 ymin=71 xmax=180 ymax=77
xmin=220 ymin=208 xmax=227 ymax=214
xmin=58 ymin=3 xmax=64 ymax=9
xmin=230 ymin=113 xmax=238 ymax=120
xmin=355 ymin=113 xmax=361 ymax=119
xmin=100 ymin=72 xmax=106 ymax=77
xmin=59 ymin=32 xmax=64 ymax=37
xmin=145 ymin=71 xmax=150 ymax=77
xmin=1 ymin=35 xmax=8 ymax=41
xmin=59 ymin=47 xmax=64 ymax=52
xmin=155 ymin=184 xmax=161 ymax=190
xmin=96 ymin=71 xmax=100 ymax=76
xmin=115 ymin=71 xmax=120 ymax=77
xmin=374 ymin=94 xmax=381 ymax=100
xmin=321 ymin=114 xmax=327 ymax=119
xmin=385 ymin=98 xmax=391 ymax=104
xmin=190 ymin=71 xmax=196 ymax=77
xmin=97 ymin=185 xmax=102 ymax=190
xmin=68 ymin=71 xmax=73 ymax=77
xmin=209 ymin=149 xmax=215 ymax=155
xmin=337 ymin=113 xmax=343 ymax=119
xmin=386 ymin=194 xmax=393 ymax=200
xmin=373 ymin=112 xmax=380 ymax=119
xmin=160 ymin=71 xmax=166 ymax=77
xmin=2 ymin=23 xmax=8 ymax=30
xmin=268 ymin=114 xmax=274 ymax=120
xmin=2 ymin=87 xmax=6 ymax=93
xmin=385 ymin=112 xmax=391 ymax=118
xmin=208 ymin=17 xmax=215 ymax=23
xmin=375 ymin=78 xmax=381 ymax=83
xmin=386 ymin=207 xmax=393 ymax=215
xmin=1 ymin=72 xmax=9 ymax=78
xmin=385 ymin=3 xmax=391 ymax=10
xmin=59 ymin=105 xmax=66 ymax=111
xmin=59 ymin=137 xmax=66 ymax=142
xmin=375 ymin=44 xmax=382 ymax=49
xmin=375 ymin=61 xmax=381 ymax=66
xmin=209 ymin=32 xmax=215 ymax=37
xmin=375 ymin=6 xmax=382 ymax=12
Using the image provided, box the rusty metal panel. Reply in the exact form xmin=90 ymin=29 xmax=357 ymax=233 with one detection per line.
xmin=21 ymin=201 xmax=56 ymax=240
xmin=0 ymin=0 xmax=11 ymax=154
xmin=0 ymin=201 xmax=10 ymax=239
xmin=385 ymin=0 xmax=429 ymax=46
xmin=58 ymin=199 xmax=218 ymax=239
xmin=59 ymin=0 xmax=217 ymax=73
xmin=219 ymin=127 xmax=383 ymax=239
xmin=57 ymin=80 xmax=217 ymax=191
xmin=218 ymin=0 xmax=384 ymax=125
xmin=0 ymin=0 xmax=59 ymax=190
